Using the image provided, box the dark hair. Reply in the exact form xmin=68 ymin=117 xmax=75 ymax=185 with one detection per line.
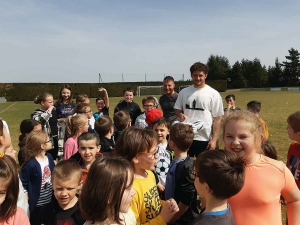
xmin=247 ymin=100 xmax=261 ymax=113
xmin=94 ymin=115 xmax=112 ymax=137
xmin=163 ymin=76 xmax=175 ymax=82
xmin=96 ymin=97 xmax=105 ymax=103
xmin=261 ymin=140 xmax=278 ymax=160
xmin=80 ymin=157 xmax=134 ymax=223
xmin=0 ymin=155 xmax=19 ymax=222
xmin=195 ymin=150 xmax=245 ymax=199
xmin=225 ymin=94 xmax=236 ymax=101
xmin=152 ymin=117 xmax=170 ymax=130
xmin=123 ymin=87 xmax=134 ymax=95
xmin=78 ymin=132 xmax=100 ymax=147
xmin=52 ymin=160 xmax=82 ymax=183
xmin=76 ymin=94 xmax=89 ymax=104
xmin=19 ymin=119 xmax=41 ymax=143
xmin=113 ymin=111 xmax=131 ymax=131
xmin=287 ymin=111 xmax=300 ymax=133
xmin=142 ymin=96 xmax=156 ymax=106
xmin=114 ymin=127 xmax=157 ymax=162
xmin=33 ymin=92 xmax=53 ymax=104
xmin=73 ymin=103 xmax=90 ymax=114
xmin=169 ymin=123 xmax=194 ymax=151
xmin=56 ymin=84 xmax=74 ymax=106
xmin=190 ymin=62 xmax=209 ymax=75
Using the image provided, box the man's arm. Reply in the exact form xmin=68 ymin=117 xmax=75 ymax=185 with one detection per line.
xmin=207 ymin=116 xmax=222 ymax=150
xmin=174 ymin=109 xmax=187 ymax=122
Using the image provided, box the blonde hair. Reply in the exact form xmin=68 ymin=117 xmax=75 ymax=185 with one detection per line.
xmin=33 ymin=92 xmax=53 ymax=104
xmin=66 ymin=114 xmax=88 ymax=137
xmin=24 ymin=130 xmax=48 ymax=162
xmin=222 ymin=110 xmax=263 ymax=153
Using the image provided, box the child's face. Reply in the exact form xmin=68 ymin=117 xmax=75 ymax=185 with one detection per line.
xmin=153 ymin=124 xmax=169 ymax=144
xmin=223 ymin=120 xmax=258 ymax=164
xmin=41 ymin=96 xmax=54 ymax=110
xmin=143 ymin=101 xmax=155 ymax=113
xmin=78 ymin=139 xmax=100 ymax=165
xmin=226 ymin=97 xmax=235 ymax=106
xmin=0 ymin=179 xmax=7 ymax=205
xmin=123 ymin=91 xmax=133 ymax=103
xmin=286 ymin=123 xmax=299 ymax=141
xmin=42 ymin=138 xmax=54 ymax=151
xmin=135 ymin=145 xmax=159 ymax=171
xmin=120 ymin=170 xmax=136 ymax=213
xmin=96 ymin=100 xmax=105 ymax=110
xmin=0 ymin=127 xmax=12 ymax=151
xmin=61 ymin=88 xmax=71 ymax=100
xmin=33 ymin=124 xmax=42 ymax=132
xmin=85 ymin=107 xmax=92 ymax=119
xmin=5 ymin=145 xmax=16 ymax=161
xmin=52 ymin=176 xmax=80 ymax=208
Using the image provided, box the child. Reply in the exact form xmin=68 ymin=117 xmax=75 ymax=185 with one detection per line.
xmin=165 ymin=123 xmax=198 ymax=224
xmin=18 ymin=119 xmax=42 ymax=166
xmin=223 ymin=110 xmax=300 ymax=225
xmin=135 ymin=96 xmax=157 ymax=128
xmin=32 ymin=92 xmax=59 ymax=160
xmin=114 ymin=127 xmax=179 ymax=225
xmin=152 ymin=118 xmax=172 ymax=195
xmin=38 ymin=160 xmax=85 ymax=225
xmin=247 ymin=100 xmax=269 ymax=139
xmin=64 ymin=114 xmax=89 ymax=159
xmin=74 ymin=103 xmax=95 ymax=133
xmin=94 ymin=115 xmax=114 ymax=154
xmin=261 ymin=139 xmax=278 ymax=160
xmin=69 ymin=132 xmax=102 ymax=183
xmin=114 ymin=88 xmax=142 ymax=125
xmin=192 ymin=150 xmax=245 ymax=225
xmin=286 ymin=111 xmax=300 ymax=190
xmin=20 ymin=130 xmax=55 ymax=225
xmin=224 ymin=94 xmax=241 ymax=117
xmin=0 ymin=154 xmax=30 ymax=225
xmin=80 ymin=157 xmax=136 ymax=225
xmin=93 ymin=87 xmax=110 ymax=119
xmin=145 ymin=108 xmax=163 ymax=129
xmin=76 ymin=94 xmax=90 ymax=104
xmin=113 ymin=110 xmax=131 ymax=142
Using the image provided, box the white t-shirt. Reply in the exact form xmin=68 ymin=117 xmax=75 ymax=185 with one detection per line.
xmin=174 ymin=85 xmax=224 ymax=141
xmin=135 ymin=112 xmax=148 ymax=128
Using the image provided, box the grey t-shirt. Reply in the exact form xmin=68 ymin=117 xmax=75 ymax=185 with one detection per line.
xmin=159 ymin=93 xmax=178 ymax=124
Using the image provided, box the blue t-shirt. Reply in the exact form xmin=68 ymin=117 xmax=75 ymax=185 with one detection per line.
xmin=54 ymin=103 xmax=76 ymax=119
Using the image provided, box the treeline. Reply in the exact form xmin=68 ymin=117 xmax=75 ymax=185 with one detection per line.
xmin=206 ymin=47 xmax=300 ymax=88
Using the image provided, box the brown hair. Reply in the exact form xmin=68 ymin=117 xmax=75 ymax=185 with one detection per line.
xmin=33 ymin=92 xmax=53 ymax=104
xmin=169 ymin=123 xmax=194 ymax=151
xmin=52 ymin=160 xmax=82 ymax=183
xmin=195 ymin=150 xmax=245 ymax=199
xmin=190 ymin=62 xmax=209 ymax=75
xmin=76 ymin=94 xmax=89 ymax=104
xmin=56 ymin=84 xmax=74 ymax=106
xmin=247 ymin=100 xmax=261 ymax=113
xmin=80 ymin=157 xmax=134 ymax=223
xmin=73 ymin=103 xmax=91 ymax=114
xmin=142 ymin=96 xmax=156 ymax=106
xmin=66 ymin=114 xmax=88 ymax=137
xmin=261 ymin=140 xmax=278 ymax=160
xmin=114 ymin=127 xmax=158 ymax=162
xmin=123 ymin=87 xmax=134 ymax=95
xmin=163 ymin=76 xmax=175 ymax=82
xmin=94 ymin=115 xmax=112 ymax=137
xmin=24 ymin=130 xmax=49 ymax=163
xmin=113 ymin=111 xmax=131 ymax=131
xmin=78 ymin=132 xmax=101 ymax=147
xmin=0 ymin=155 xmax=19 ymax=222
xmin=287 ymin=111 xmax=300 ymax=133
xmin=152 ymin=117 xmax=170 ymax=130
xmin=0 ymin=119 xmax=3 ymax=137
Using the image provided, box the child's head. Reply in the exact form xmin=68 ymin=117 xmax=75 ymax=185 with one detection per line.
xmin=225 ymin=94 xmax=236 ymax=106
xmin=76 ymin=94 xmax=90 ymax=104
xmin=287 ymin=111 xmax=300 ymax=142
xmin=123 ymin=88 xmax=134 ymax=103
xmin=66 ymin=114 xmax=89 ymax=137
xmin=80 ymin=157 xmax=135 ymax=223
xmin=96 ymin=97 xmax=106 ymax=111
xmin=0 ymin=155 xmax=19 ymax=221
xmin=19 ymin=119 xmax=41 ymax=142
xmin=52 ymin=160 xmax=82 ymax=208
xmin=222 ymin=110 xmax=263 ymax=163
xmin=261 ymin=140 xmax=278 ymax=160
xmin=114 ymin=127 xmax=158 ymax=169
xmin=74 ymin=103 xmax=92 ymax=119
xmin=78 ymin=132 xmax=101 ymax=165
xmin=113 ymin=111 xmax=131 ymax=131
xmin=145 ymin=108 xmax=163 ymax=128
xmin=169 ymin=123 xmax=194 ymax=151
xmin=193 ymin=150 xmax=245 ymax=200
xmin=247 ymin=100 xmax=261 ymax=114
xmin=94 ymin=115 xmax=113 ymax=137
xmin=142 ymin=96 xmax=156 ymax=113
xmin=58 ymin=84 xmax=73 ymax=105
xmin=0 ymin=119 xmax=12 ymax=153
xmin=152 ymin=118 xmax=170 ymax=144
xmin=33 ymin=92 xmax=53 ymax=110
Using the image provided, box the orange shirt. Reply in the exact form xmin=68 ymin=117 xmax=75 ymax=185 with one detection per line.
xmin=259 ymin=118 xmax=269 ymax=139
xmin=228 ymin=155 xmax=295 ymax=225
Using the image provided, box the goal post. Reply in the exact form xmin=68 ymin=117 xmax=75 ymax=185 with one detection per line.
xmin=137 ymin=86 xmax=164 ymax=96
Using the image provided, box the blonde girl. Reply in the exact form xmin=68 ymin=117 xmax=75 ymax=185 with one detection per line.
xmin=20 ymin=130 xmax=55 ymax=225
xmin=0 ymin=155 xmax=30 ymax=224
xmin=80 ymin=157 xmax=136 ymax=225
xmin=222 ymin=110 xmax=300 ymax=225
xmin=64 ymin=114 xmax=89 ymax=159
xmin=74 ymin=103 xmax=95 ymax=132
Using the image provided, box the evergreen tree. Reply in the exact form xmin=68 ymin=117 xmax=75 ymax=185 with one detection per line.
xmin=207 ymin=55 xmax=231 ymax=80
xmin=281 ymin=48 xmax=300 ymax=85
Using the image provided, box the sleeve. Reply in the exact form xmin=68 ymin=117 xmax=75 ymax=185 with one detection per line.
xmin=31 ymin=110 xmax=52 ymax=126
xmin=173 ymin=92 xmax=183 ymax=111
xmin=64 ymin=139 xmax=76 ymax=160
xmin=211 ymin=93 xmax=224 ymax=117
xmin=114 ymin=103 xmax=120 ymax=114
xmin=14 ymin=207 xmax=30 ymax=225
xmin=282 ymin=165 xmax=297 ymax=195
xmin=20 ymin=163 xmax=32 ymax=192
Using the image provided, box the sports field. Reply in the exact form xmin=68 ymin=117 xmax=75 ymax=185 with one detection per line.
xmin=0 ymin=91 xmax=300 ymax=162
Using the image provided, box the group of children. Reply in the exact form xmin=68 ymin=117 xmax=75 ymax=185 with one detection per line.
xmin=1 ymin=84 xmax=300 ymax=225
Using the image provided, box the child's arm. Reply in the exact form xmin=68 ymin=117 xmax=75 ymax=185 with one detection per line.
xmin=32 ymin=108 xmax=53 ymax=125
xmin=19 ymin=163 xmax=32 ymax=193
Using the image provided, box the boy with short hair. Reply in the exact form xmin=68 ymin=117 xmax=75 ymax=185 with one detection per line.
xmin=224 ymin=94 xmax=241 ymax=117
xmin=38 ymin=160 xmax=85 ymax=225
xmin=165 ymin=123 xmax=199 ymax=225
xmin=94 ymin=115 xmax=114 ymax=154
xmin=193 ymin=150 xmax=245 ymax=225
xmin=247 ymin=100 xmax=269 ymax=139
xmin=135 ymin=96 xmax=157 ymax=128
xmin=113 ymin=110 xmax=131 ymax=142
xmin=286 ymin=111 xmax=300 ymax=189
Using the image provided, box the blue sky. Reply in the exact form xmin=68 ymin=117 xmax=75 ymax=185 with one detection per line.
xmin=1 ymin=0 xmax=300 ymax=83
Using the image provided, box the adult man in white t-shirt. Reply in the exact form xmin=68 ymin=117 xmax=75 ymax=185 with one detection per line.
xmin=174 ymin=62 xmax=224 ymax=157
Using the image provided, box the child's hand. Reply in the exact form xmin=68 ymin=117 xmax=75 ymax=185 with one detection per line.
xmin=98 ymin=87 xmax=106 ymax=92
xmin=157 ymin=183 xmax=165 ymax=193
xmin=160 ymin=198 xmax=179 ymax=223
xmin=48 ymin=105 xmax=54 ymax=111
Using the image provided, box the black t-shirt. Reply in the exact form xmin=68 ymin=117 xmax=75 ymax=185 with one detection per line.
xmin=159 ymin=93 xmax=178 ymax=124
xmin=114 ymin=100 xmax=142 ymax=125
xmin=100 ymin=136 xmax=115 ymax=153
xmin=93 ymin=106 xmax=109 ymax=119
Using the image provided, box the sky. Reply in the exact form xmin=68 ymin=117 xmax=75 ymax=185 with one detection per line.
xmin=1 ymin=0 xmax=300 ymax=83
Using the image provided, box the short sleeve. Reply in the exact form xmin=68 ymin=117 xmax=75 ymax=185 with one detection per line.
xmin=282 ymin=165 xmax=297 ymax=195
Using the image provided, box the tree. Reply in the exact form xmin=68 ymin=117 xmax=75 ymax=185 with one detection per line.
xmin=229 ymin=61 xmax=247 ymax=88
xmin=281 ymin=48 xmax=300 ymax=85
xmin=206 ymin=55 xmax=231 ymax=80
xmin=268 ymin=58 xmax=283 ymax=87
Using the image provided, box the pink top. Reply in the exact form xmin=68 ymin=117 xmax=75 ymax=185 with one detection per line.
xmin=64 ymin=137 xmax=78 ymax=159
xmin=0 ymin=207 xmax=30 ymax=225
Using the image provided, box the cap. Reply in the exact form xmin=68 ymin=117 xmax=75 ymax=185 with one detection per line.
xmin=145 ymin=108 xmax=163 ymax=124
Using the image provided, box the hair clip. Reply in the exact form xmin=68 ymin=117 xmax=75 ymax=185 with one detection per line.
xmin=0 ymin=153 xmax=4 ymax=158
